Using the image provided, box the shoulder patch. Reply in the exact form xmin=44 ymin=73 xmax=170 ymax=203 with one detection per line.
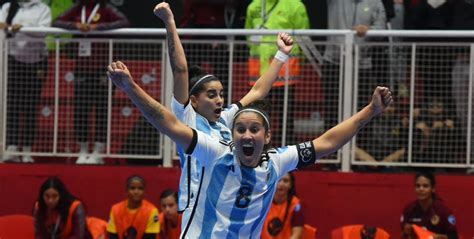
xmin=294 ymin=203 xmax=301 ymax=212
xmin=448 ymin=215 xmax=456 ymax=225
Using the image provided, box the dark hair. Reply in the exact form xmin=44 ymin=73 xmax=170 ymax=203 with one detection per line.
xmin=233 ymin=100 xmax=271 ymax=132
xmin=35 ymin=177 xmax=77 ymax=237
xmin=160 ymin=189 xmax=178 ymax=203
xmin=188 ymin=65 xmax=220 ymax=96
xmin=126 ymin=175 xmax=146 ymax=189
xmin=415 ymin=171 xmax=436 ymax=188
xmin=80 ymin=0 xmax=107 ymax=6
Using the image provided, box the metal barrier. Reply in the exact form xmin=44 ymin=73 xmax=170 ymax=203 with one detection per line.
xmin=1 ymin=28 xmax=473 ymax=171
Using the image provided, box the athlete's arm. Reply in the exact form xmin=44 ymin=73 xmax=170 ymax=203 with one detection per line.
xmin=313 ymin=87 xmax=393 ymax=158
xmin=108 ymin=61 xmax=194 ymax=150
xmin=239 ymin=33 xmax=294 ymax=107
xmin=154 ymin=2 xmax=189 ymax=104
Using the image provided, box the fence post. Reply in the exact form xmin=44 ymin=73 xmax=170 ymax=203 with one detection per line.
xmin=162 ymin=41 xmax=174 ymax=167
xmin=341 ymin=32 xmax=354 ymax=172
xmin=0 ymin=33 xmax=4 ymax=158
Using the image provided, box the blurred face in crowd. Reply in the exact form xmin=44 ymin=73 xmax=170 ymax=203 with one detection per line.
xmin=127 ymin=179 xmax=145 ymax=204
xmin=160 ymin=195 xmax=178 ymax=220
xmin=43 ymin=188 xmax=60 ymax=210
xmin=233 ymin=111 xmax=271 ymax=167
xmin=275 ymin=173 xmax=292 ymax=200
xmin=415 ymin=175 xmax=435 ymax=201
xmin=190 ymin=80 xmax=224 ymax=123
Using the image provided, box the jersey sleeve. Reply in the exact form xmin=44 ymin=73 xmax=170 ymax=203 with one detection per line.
xmin=273 ymin=141 xmax=317 ymax=174
xmin=171 ymin=96 xmax=190 ymax=122
xmin=219 ymin=102 xmax=242 ymax=127
xmin=106 ymin=211 xmax=117 ymax=233
xmin=185 ymin=129 xmax=229 ymax=167
xmin=145 ymin=208 xmax=160 ymax=233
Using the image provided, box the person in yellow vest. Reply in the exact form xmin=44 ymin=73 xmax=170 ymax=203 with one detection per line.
xmin=262 ymin=172 xmax=304 ymax=239
xmin=245 ymin=0 xmax=310 ymax=146
xmin=159 ymin=189 xmax=182 ymax=239
xmin=33 ymin=176 xmax=92 ymax=239
xmin=107 ymin=175 xmax=160 ymax=239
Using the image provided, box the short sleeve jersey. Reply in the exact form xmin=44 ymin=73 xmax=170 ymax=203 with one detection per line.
xmin=401 ymin=198 xmax=458 ymax=236
xmin=180 ymin=130 xmax=317 ymax=238
xmin=171 ymin=97 xmax=240 ymax=211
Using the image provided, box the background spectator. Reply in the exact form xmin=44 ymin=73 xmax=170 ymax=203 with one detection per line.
xmin=261 ymin=172 xmax=304 ymax=239
xmin=400 ymin=171 xmax=459 ymax=239
xmin=0 ymin=0 xmax=51 ymax=163
xmin=53 ymin=0 xmax=129 ymax=164
xmin=33 ymin=177 xmax=91 ymax=238
xmin=106 ymin=175 xmax=160 ymax=239
xmin=245 ymin=0 xmax=310 ymax=146
xmin=322 ymin=0 xmax=387 ymax=130
xmin=159 ymin=189 xmax=181 ymax=239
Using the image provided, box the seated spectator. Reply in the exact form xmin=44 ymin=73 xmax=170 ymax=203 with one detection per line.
xmin=415 ymin=99 xmax=459 ymax=163
xmin=0 ymin=0 xmax=51 ymax=163
xmin=106 ymin=175 xmax=160 ymax=239
xmin=261 ymin=172 xmax=304 ymax=239
xmin=401 ymin=171 xmax=459 ymax=239
xmin=159 ymin=189 xmax=181 ymax=239
xmin=356 ymin=105 xmax=407 ymax=164
xmin=33 ymin=177 xmax=92 ymax=238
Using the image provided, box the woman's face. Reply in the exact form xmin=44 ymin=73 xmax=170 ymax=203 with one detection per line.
xmin=160 ymin=195 xmax=178 ymax=220
xmin=233 ymin=112 xmax=270 ymax=167
xmin=275 ymin=174 xmax=292 ymax=198
xmin=190 ymin=81 xmax=224 ymax=123
xmin=43 ymin=188 xmax=60 ymax=210
xmin=415 ymin=176 xmax=435 ymax=201
xmin=127 ymin=180 xmax=145 ymax=203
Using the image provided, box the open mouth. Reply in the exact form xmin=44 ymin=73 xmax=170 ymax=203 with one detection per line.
xmin=214 ymin=108 xmax=222 ymax=114
xmin=242 ymin=144 xmax=254 ymax=156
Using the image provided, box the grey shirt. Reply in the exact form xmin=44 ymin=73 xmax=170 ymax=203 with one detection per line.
xmin=324 ymin=0 xmax=386 ymax=69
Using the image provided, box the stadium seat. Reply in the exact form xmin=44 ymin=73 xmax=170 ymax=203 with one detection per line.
xmin=0 ymin=214 xmax=35 ymax=239
xmin=331 ymin=224 xmax=390 ymax=239
xmin=87 ymin=217 xmax=108 ymax=239
xmin=302 ymin=224 xmax=318 ymax=239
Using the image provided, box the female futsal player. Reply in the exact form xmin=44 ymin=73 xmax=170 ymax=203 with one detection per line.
xmin=107 ymin=59 xmax=392 ymax=238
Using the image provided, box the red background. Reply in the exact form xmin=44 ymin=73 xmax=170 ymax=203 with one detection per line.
xmin=0 ymin=164 xmax=472 ymax=238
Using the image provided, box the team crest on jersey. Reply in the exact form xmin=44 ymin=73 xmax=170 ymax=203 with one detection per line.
xmin=431 ymin=214 xmax=440 ymax=225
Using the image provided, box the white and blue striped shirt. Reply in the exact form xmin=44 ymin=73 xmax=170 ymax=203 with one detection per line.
xmin=180 ymin=129 xmax=317 ymax=238
xmin=171 ymin=97 xmax=241 ymax=226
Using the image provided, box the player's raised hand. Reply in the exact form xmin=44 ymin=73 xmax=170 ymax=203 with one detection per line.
xmin=107 ymin=61 xmax=134 ymax=90
xmin=276 ymin=32 xmax=294 ymax=55
xmin=370 ymin=86 xmax=393 ymax=115
xmin=153 ymin=2 xmax=174 ymax=23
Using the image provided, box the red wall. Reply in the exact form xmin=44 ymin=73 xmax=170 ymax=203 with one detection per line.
xmin=0 ymin=164 xmax=472 ymax=238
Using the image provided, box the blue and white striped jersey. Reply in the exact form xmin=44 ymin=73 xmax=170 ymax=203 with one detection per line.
xmin=180 ymin=129 xmax=317 ymax=238
xmin=171 ymin=97 xmax=241 ymax=223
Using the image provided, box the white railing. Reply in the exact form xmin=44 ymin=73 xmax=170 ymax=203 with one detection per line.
xmin=1 ymin=28 xmax=474 ymax=171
